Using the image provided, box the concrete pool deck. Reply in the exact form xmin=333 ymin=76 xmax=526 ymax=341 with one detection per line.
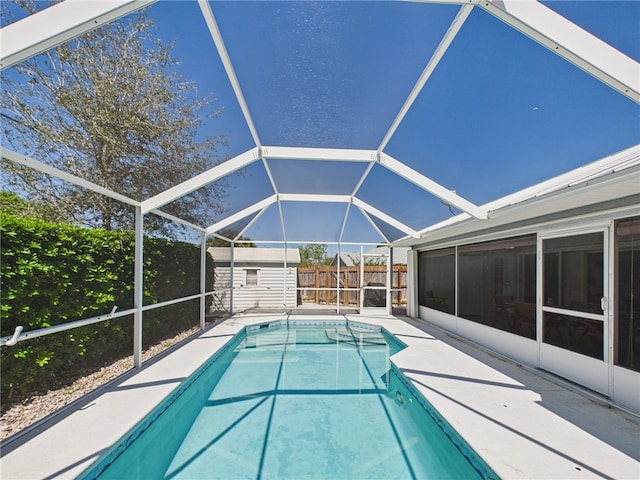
xmin=1 ymin=314 xmax=639 ymax=479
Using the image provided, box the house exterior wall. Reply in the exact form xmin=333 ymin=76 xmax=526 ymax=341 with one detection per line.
xmin=412 ymin=202 xmax=640 ymax=415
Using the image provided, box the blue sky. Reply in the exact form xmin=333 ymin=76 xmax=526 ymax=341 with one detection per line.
xmin=145 ymin=1 xmax=639 ymax=243
xmin=3 ymin=1 xmax=639 ymax=248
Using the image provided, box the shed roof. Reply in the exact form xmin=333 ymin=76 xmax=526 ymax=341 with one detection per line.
xmin=208 ymin=247 xmax=301 ymax=265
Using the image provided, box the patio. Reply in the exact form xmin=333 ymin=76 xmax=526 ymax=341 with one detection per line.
xmin=1 ymin=314 xmax=638 ymax=479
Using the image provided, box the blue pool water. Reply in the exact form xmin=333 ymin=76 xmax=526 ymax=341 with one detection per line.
xmin=80 ymin=321 xmax=496 ymax=479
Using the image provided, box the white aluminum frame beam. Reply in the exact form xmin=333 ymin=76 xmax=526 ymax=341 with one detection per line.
xmin=262 ymin=146 xmax=375 ymax=163
xmin=358 ymin=208 xmax=391 ymax=244
xmin=480 ymin=0 xmax=640 ymax=104
xmin=206 ymin=194 xmax=278 ymax=235
xmin=211 ymin=231 xmax=234 ymax=243
xmin=1 ymin=147 xmax=140 ymax=207
xmin=141 ymin=148 xmax=259 ymax=214
xmin=235 ymin=205 xmax=270 ymax=241
xmin=150 ymin=209 xmax=206 ymax=232
xmin=378 ymin=3 xmax=474 ymax=152
xmin=351 ymin=161 xmax=376 ymax=198
xmin=338 ymin=203 xmax=353 ymax=244
xmin=379 ymin=153 xmax=487 ymax=219
xmin=0 ymin=0 xmax=155 ymax=70
xmin=197 ymin=0 xmax=262 ymax=147
xmin=278 ymin=193 xmax=352 ymax=203
xmin=259 ymin=157 xmax=287 ymax=245
xmin=352 ymin=197 xmax=419 ymax=238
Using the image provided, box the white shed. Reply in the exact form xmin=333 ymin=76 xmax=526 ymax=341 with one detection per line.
xmin=208 ymin=247 xmax=301 ymax=311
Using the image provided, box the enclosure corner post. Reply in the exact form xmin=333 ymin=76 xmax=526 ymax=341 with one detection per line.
xmin=336 ymin=242 xmax=341 ymax=314
xmin=200 ymin=232 xmax=207 ymax=330
xmin=387 ymin=246 xmax=393 ymax=315
xmin=406 ymin=248 xmax=418 ymax=318
xmin=133 ymin=206 xmax=144 ymax=368
xmin=230 ymin=242 xmax=235 ymax=315
xmin=359 ymin=245 xmax=364 ymax=311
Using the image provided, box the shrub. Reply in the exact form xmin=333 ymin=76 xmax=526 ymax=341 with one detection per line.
xmin=0 ymin=215 xmax=214 ymax=401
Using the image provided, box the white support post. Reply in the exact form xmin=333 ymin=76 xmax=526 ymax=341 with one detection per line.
xmin=406 ymin=249 xmax=419 ymax=318
xmin=200 ymin=232 xmax=207 ymax=330
xmin=133 ymin=207 xmax=144 ymax=368
xmin=283 ymin=243 xmax=288 ymax=311
xmin=387 ymin=246 xmax=393 ymax=315
xmin=360 ymin=245 xmax=365 ymax=311
xmin=277 ymin=201 xmax=287 ymax=247
xmin=230 ymin=242 xmax=235 ymax=315
xmin=454 ymin=245 xmax=459 ymax=317
xmin=336 ymin=243 xmax=341 ymax=314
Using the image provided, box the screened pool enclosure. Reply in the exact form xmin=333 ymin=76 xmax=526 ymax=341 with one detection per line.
xmin=1 ymin=1 xmax=639 ymax=411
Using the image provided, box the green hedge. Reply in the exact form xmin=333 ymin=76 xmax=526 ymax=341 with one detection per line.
xmin=0 ymin=215 xmax=214 ymax=401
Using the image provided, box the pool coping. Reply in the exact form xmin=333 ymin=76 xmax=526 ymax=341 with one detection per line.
xmin=1 ymin=313 xmax=639 ymax=479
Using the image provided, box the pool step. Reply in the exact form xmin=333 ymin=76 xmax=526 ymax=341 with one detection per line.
xmin=325 ymin=328 xmax=387 ymax=346
xmin=245 ymin=330 xmax=297 ymax=349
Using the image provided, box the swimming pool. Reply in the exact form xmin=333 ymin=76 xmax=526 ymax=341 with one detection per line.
xmin=80 ymin=321 xmax=497 ymax=479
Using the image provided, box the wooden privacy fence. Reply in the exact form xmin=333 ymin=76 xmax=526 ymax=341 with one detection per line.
xmin=297 ymin=265 xmax=407 ymax=306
